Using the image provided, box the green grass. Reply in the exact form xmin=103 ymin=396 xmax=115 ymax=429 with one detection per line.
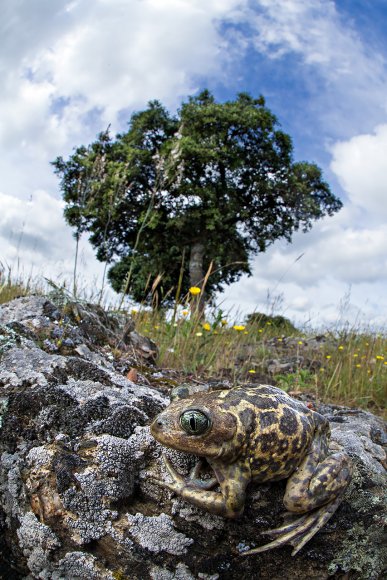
xmin=0 ymin=267 xmax=38 ymax=305
xmin=133 ymin=306 xmax=387 ymax=416
xmin=1 ymin=271 xmax=386 ymax=416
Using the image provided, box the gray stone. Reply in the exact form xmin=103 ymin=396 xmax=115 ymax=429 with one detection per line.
xmin=0 ymin=296 xmax=385 ymax=579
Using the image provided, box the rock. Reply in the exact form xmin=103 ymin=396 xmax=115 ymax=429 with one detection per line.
xmin=0 ymin=297 xmax=386 ymax=579
xmin=236 ymin=334 xmax=338 ymax=378
xmin=0 ymin=294 xmax=157 ymax=362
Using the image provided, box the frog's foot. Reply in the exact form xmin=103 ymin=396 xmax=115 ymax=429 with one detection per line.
xmin=242 ymin=494 xmax=343 ymax=557
xmin=152 ymin=455 xmax=217 ymax=494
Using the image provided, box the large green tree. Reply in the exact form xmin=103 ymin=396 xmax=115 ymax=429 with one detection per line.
xmin=52 ymin=91 xmax=342 ymax=306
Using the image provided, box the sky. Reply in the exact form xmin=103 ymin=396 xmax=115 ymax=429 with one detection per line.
xmin=1 ymin=0 xmax=387 ymax=328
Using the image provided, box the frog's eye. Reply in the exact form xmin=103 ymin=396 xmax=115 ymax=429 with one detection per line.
xmin=179 ymin=409 xmax=211 ymax=435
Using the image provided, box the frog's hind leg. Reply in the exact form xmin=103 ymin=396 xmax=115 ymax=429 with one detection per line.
xmin=247 ymin=492 xmax=344 ymax=556
xmin=242 ymin=439 xmax=352 ymax=557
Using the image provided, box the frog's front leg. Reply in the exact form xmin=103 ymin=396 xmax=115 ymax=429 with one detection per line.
xmin=153 ymin=455 xmax=247 ymax=518
xmin=244 ymin=430 xmax=353 ymax=556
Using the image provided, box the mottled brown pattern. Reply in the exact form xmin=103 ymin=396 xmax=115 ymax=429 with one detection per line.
xmin=150 ymin=384 xmax=353 ymax=556
xmin=259 ymin=410 xmax=277 ymax=429
xmin=279 ymin=406 xmax=299 ymax=435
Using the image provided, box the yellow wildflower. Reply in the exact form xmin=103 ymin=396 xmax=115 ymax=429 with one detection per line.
xmin=338 ymin=345 xmax=344 ymax=350
xmin=298 ymin=341 xmax=303 ymax=345
xmin=355 ymin=364 xmax=361 ymax=368
xmin=189 ymin=286 xmax=201 ymax=295
xmin=353 ymin=353 xmax=359 ymax=358
xmin=244 ymin=331 xmax=249 ymax=335
xmin=326 ymin=355 xmax=331 ymax=360
xmin=376 ymin=355 xmax=384 ymax=360
xmin=248 ymin=369 xmax=256 ymax=374
xmin=233 ymin=325 xmax=246 ymax=331
xmin=221 ymin=319 xmax=228 ymax=326
xmin=258 ymin=329 xmax=263 ymax=333
xmin=202 ymin=322 xmax=211 ymax=331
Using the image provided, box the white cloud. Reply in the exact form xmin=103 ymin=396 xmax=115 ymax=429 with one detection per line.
xmin=1 ymin=0 xmax=387 ymax=328
xmin=2 ymin=1 xmax=246 ymax=137
xmin=247 ymin=0 xmax=384 ymax=79
xmin=221 ymin=119 xmax=387 ymax=327
xmin=0 ymin=190 xmax=105 ymax=289
xmin=243 ymin=0 xmax=387 ymax=135
xmin=0 ymin=0 xmax=246 ymax=200
xmin=331 ymin=124 xmax=387 ymax=220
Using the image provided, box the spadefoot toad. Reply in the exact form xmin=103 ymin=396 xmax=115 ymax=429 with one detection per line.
xmin=150 ymin=384 xmax=352 ymax=555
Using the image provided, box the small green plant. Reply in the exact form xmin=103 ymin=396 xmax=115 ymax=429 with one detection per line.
xmin=0 ymin=262 xmax=42 ymax=305
xmin=275 ymin=369 xmax=316 ymax=392
xmin=245 ymin=312 xmax=298 ymax=334
xmin=0 ymin=262 xmax=386 ymax=417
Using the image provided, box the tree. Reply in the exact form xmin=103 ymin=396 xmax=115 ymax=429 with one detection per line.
xmin=52 ymin=91 xmax=342 ymax=307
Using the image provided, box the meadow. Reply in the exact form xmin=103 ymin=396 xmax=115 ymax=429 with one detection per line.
xmin=1 ymin=267 xmax=386 ymax=418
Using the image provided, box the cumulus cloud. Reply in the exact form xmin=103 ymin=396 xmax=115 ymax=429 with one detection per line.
xmin=221 ymin=116 xmax=387 ymax=325
xmin=331 ymin=124 xmax=387 ymax=221
xmin=39 ymin=0 xmax=245 ymax=119
xmin=0 ymin=0 xmax=247 ymax=200
xmin=242 ymin=0 xmax=387 ymax=135
xmin=1 ymin=0 xmax=387 ymax=327
xmin=0 ymin=190 xmax=105 ymax=287
xmin=1 ymin=1 xmax=246 ymax=146
xmin=224 ymin=168 xmax=387 ymax=327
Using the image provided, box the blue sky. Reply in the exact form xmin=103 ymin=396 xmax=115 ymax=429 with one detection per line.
xmin=1 ymin=0 xmax=386 ymax=327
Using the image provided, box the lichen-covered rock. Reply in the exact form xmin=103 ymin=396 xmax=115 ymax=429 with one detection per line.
xmin=0 ymin=294 xmax=157 ymax=363
xmin=0 ymin=297 xmax=385 ymax=579
xmin=127 ymin=513 xmax=194 ymax=555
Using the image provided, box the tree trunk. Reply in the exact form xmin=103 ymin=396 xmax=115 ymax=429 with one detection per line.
xmin=189 ymin=241 xmax=206 ymax=316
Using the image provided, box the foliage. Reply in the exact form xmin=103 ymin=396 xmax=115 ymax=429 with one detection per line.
xmin=0 ymin=269 xmax=385 ymax=416
xmin=0 ymin=264 xmax=39 ymax=305
xmin=275 ymin=369 xmax=316 ymax=392
xmin=52 ymin=91 xmax=342 ymax=305
xmin=245 ymin=312 xmax=297 ymax=333
xmin=134 ymin=309 xmax=386 ymax=415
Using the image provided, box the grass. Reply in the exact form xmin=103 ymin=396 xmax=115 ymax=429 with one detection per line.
xmin=133 ymin=306 xmax=387 ymax=416
xmin=1 ymin=270 xmax=386 ymax=417
xmin=0 ymin=263 xmax=40 ymax=304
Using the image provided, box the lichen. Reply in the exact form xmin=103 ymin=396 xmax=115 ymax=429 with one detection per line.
xmin=0 ymin=324 xmax=22 ymax=356
xmin=150 ymin=562 xmax=196 ymax=579
xmin=127 ymin=513 xmax=194 ymax=555
xmin=17 ymin=512 xmax=61 ymax=576
xmin=328 ymin=522 xmax=386 ymax=580
xmin=54 ymin=551 xmax=115 ymax=580
xmin=1 ymin=295 xmax=386 ymax=579
xmin=0 ymin=396 xmax=8 ymax=428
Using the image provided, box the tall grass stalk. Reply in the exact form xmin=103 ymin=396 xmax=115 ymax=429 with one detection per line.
xmin=0 ymin=261 xmax=385 ymax=417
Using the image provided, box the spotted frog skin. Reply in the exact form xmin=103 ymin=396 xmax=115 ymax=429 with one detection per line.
xmin=150 ymin=384 xmax=353 ymax=556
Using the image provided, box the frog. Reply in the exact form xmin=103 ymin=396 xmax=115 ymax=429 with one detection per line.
xmin=150 ymin=384 xmax=353 ymax=556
